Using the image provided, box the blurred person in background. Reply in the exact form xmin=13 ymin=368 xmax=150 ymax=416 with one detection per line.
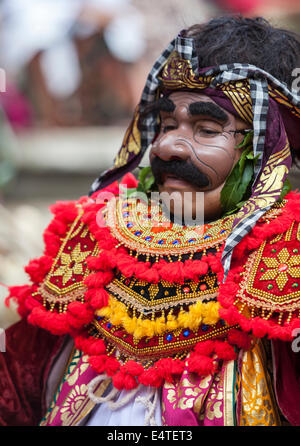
xmin=0 ymin=0 xmax=146 ymax=127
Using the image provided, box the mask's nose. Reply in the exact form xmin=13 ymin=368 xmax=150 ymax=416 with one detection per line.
xmin=151 ymin=131 xmax=191 ymax=162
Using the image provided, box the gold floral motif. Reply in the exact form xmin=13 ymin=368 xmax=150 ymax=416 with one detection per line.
xmin=164 ymin=367 xmax=212 ymax=415
xmin=238 ymin=234 xmax=300 ymax=312
xmin=205 ymin=400 xmax=222 ymax=421
xmin=200 ymin=372 xmax=224 ymax=422
xmin=237 ymin=146 xmax=290 ymax=226
xmin=160 ymin=52 xmax=207 ymax=90
xmin=42 ymin=212 xmax=99 ymax=312
xmin=260 ymin=247 xmax=300 ymax=291
xmin=53 ymin=243 xmax=91 ymax=285
xmin=60 ymin=384 xmax=88 ymax=425
xmin=219 ymin=80 xmax=252 ymax=124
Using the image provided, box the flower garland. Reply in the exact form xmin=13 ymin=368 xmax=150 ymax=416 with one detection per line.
xmin=96 ymin=295 xmax=221 ymax=340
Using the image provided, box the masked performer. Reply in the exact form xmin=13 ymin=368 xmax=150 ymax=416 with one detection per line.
xmin=1 ymin=16 xmax=300 ymax=427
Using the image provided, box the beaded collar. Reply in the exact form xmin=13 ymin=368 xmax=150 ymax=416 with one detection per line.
xmin=105 ymin=196 xmax=237 ymax=260
xmin=82 ymin=196 xmax=244 ymax=372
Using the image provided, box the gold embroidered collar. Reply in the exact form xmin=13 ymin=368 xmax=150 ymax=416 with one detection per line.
xmin=105 ymin=196 xmax=237 ymax=257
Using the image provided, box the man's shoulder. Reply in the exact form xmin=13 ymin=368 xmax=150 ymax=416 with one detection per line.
xmin=6 ymin=175 xmax=138 ymax=333
xmin=219 ymin=191 xmax=300 ymax=341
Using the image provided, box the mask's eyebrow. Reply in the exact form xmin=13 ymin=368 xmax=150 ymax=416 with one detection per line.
xmin=155 ymin=97 xmax=176 ymax=113
xmin=138 ymin=97 xmax=175 ymax=122
xmin=189 ymin=101 xmax=229 ymax=124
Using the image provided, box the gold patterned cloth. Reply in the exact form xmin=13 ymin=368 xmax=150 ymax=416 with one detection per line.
xmin=40 ymin=341 xmax=280 ymax=426
xmin=161 ymin=340 xmax=280 ymax=426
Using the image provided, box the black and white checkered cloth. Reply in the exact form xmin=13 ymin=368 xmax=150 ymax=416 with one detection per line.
xmin=90 ymin=33 xmax=300 ymax=279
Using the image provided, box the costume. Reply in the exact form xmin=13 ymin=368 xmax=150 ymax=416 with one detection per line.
xmin=1 ymin=28 xmax=300 ymax=426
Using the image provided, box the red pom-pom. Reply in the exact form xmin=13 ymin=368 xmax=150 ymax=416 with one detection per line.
xmin=89 ymin=354 xmax=108 ymax=373
xmin=28 ymin=306 xmax=71 ymax=335
xmin=120 ymin=173 xmax=138 ymax=189
xmin=89 ymin=354 xmax=120 ymax=376
xmin=6 ymin=285 xmax=33 ymax=317
xmin=206 ymin=252 xmax=223 ymax=273
xmin=194 ymin=340 xmax=215 ymax=356
xmin=113 ymin=371 xmax=138 ymax=390
xmin=85 ymin=288 xmax=109 ymax=309
xmin=123 ymin=360 xmax=144 ymax=376
xmin=25 ymin=255 xmax=53 ymax=283
xmin=187 ymin=353 xmax=215 ymax=376
xmin=75 ymin=336 xmax=106 ymax=356
xmin=67 ymin=302 xmax=94 ymax=328
xmin=112 ymin=361 xmax=144 ymax=390
xmin=183 ymin=259 xmax=209 ymax=281
xmin=105 ymin=357 xmax=121 ymax=376
xmin=139 ymin=368 xmax=163 ymax=388
xmin=250 ymin=317 xmax=270 ymax=338
xmin=227 ymin=329 xmax=252 ymax=350
xmin=84 ymin=271 xmax=113 ymax=288
xmin=214 ymin=340 xmax=236 ymax=361
xmin=87 ymin=251 xmax=117 ymax=271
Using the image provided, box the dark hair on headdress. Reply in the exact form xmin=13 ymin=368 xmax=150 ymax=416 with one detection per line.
xmin=185 ymin=16 xmax=300 ymax=89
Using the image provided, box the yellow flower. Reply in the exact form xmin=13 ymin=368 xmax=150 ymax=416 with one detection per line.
xmin=95 ymin=296 xmax=220 ymax=340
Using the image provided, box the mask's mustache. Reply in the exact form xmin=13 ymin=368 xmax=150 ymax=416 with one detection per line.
xmin=151 ymin=157 xmax=210 ymax=188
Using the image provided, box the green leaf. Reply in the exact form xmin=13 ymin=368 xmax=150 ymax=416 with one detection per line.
xmin=221 ymin=130 xmax=258 ymax=215
xmin=279 ymin=178 xmax=292 ymax=201
xmin=221 ymin=158 xmax=254 ymax=213
xmin=236 ymin=130 xmax=254 ymax=149
xmin=238 ymin=145 xmax=252 ymax=175
xmin=138 ymin=166 xmax=152 ymax=185
xmin=144 ymin=176 xmax=155 ymax=191
xmin=135 ymin=165 xmax=157 ymax=196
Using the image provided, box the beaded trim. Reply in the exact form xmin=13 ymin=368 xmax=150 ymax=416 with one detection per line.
xmin=221 ymin=211 xmax=300 ymax=329
xmin=106 ymin=271 xmax=218 ymax=312
xmin=245 ymin=243 xmax=300 ymax=311
xmin=40 ymin=208 xmax=99 ymax=313
xmin=105 ymin=196 xmax=236 ymax=257
xmin=89 ymin=316 xmax=236 ymax=364
xmin=239 ymin=241 xmax=300 ymax=313
xmin=96 ymin=295 xmax=221 ymax=339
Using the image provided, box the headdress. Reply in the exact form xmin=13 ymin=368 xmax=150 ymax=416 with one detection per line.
xmin=89 ymin=30 xmax=300 ymax=277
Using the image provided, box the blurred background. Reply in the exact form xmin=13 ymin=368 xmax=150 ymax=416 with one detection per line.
xmin=0 ymin=0 xmax=299 ymax=327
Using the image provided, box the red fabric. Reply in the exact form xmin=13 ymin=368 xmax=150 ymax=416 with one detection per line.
xmin=272 ymin=339 xmax=300 ymax=426
xmin=0 ymin=319 xmax=65 ymax=426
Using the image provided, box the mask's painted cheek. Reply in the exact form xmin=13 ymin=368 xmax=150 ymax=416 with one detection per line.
xmin=150 ymin=91 xmax=249 ymax=200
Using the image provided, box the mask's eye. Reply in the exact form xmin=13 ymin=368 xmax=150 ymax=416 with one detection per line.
xmin=197 ymin=129 xmax=222 ymax=137
xmin=194 ymin=121 xmax=223 ymax=138
xmin=160 ymin=116 xmax=177 ymax=134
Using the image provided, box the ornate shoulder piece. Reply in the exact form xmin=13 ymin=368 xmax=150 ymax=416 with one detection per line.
xmin=39 ymin=204 xmax=99 ymax=310
xmin=6 ymin=175 xmax=136 ymax=335
xmin=6 ymin=197 xmax=101 ymax=334
xmin=218 ymin=193 xmax=300 ymax=341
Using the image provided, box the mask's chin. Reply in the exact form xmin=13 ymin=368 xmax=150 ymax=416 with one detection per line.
xmin=157 ymin=188 xmax=205 ymax=227
xmin=157 ymin=179 xmax=226 ymax=226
